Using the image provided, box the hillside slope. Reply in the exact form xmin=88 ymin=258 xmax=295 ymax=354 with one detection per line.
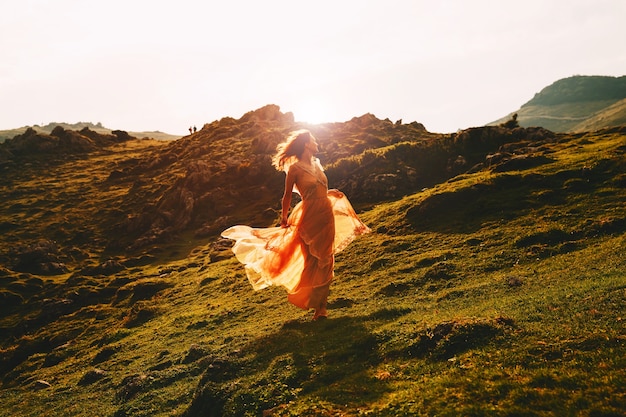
xmin=0 ymin=107 xmax=625 ymax=416
xmin=570 ymin=97 xmax=626 ymax=132
xmin=491 ymin=75 xmax=626 ymax=132
xmin=0 ymin=105 xmax=556 ymax=258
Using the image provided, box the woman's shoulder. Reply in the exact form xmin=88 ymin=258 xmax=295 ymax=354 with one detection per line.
xmin=286 ymin=162 xmax=307 ymax=180
xmin=288 ymin=159 xmax=323 ymax=177
xmin=287 ymin=162 xmax=303 ymax=173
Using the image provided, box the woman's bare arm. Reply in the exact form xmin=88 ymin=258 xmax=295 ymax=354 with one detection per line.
xmin=281 ymin=167 xmax=297 ymax=227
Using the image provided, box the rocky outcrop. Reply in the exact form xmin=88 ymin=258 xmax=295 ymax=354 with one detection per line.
xmin=99 ymin=106 xmax=566 ymax=250
xmin=0 ymin=126 xmax=134 ymax=157
xmin=1 ymin=104 xmax=566 ymax=256
xmin=11 ymin=239 xmax=69 ymax=275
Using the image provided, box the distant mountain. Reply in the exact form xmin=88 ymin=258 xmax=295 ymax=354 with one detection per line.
xmin=0 ymin=121 xmax=180 ymax=143
xmin=491 ymin=75 xmax=626 ymax=132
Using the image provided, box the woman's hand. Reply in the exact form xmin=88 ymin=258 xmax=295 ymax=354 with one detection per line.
xmin=280 ymin=216 xmax=289 ymax=228
xmin=328 ymin=189 xmax=344 ymax=199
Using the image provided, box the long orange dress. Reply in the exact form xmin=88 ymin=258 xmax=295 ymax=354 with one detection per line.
xmin=221 ymin=158 xmax=370 ymax=311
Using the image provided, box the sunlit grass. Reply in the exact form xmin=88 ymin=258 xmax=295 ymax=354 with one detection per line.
xmin=1 ymin=129 xmax=625 ymax=416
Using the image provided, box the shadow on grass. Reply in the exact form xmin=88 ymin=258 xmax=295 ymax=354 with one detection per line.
xmin=406 ymin=176 xmax=548 ymax=234
xmin=407 ymin=159 xmax=625 ymax=234
xmin=185 ymin=315 xmax=389 ymax=416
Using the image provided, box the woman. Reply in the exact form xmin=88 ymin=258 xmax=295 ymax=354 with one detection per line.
xmin=221 ymin=130 xmax=369 ymax=320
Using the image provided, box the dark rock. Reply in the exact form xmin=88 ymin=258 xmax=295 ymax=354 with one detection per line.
xmin=123 ymin=304 xmax=159 ymax=327
xmin=80 ymin=259 xmax=125 ymax=276
xmin=148 ymin=360 xmax=173 ymax=371
xmin=40 ymin=297 xmax=74 ymax=318
xmin=492 ymin=154 xmax=554 ymax=172
xmin=329 ymin=297 xmax=355 ymax=309
xmin=182 ymin=344 xmax=209 ymax=364
xmin=122 ymin=255 xmax=156 ymax=267
xmin=12 ymin=239 xmax=68 ymax=275
xmin=116 ymin=373 xmax=152 ymax=402
xmin=0 ymin=290 xmax=24 ymax=307
xmin=407 ymin=317 xmax=514 ymax=360
xmin=107 ymin=170 xmax=126 ymax=181
xmin=378 ymin=281 xmax=412 ymax=296
xmin=112 ymin=130 xmax=132 ymax=142
xmin=423 ymin=262 xmax=456 ymax=281
xmin=92 ymin=346 xmax=118 ymax=364
xmin=78 ymin=368 xmax=108 ymax=385
xmin=506 ymin=275 xmax=524 ymax=287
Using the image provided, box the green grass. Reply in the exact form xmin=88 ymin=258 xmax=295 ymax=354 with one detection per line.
xmin=0 ymin=125 xmax=625 ymax=416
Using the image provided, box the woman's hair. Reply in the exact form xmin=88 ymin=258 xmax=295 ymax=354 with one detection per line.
xmin=272 ymin=129 xmax=313 ymax=171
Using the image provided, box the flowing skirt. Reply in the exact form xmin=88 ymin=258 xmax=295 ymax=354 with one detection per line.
xmin=221 ymin=192 xmax=370 ymax=309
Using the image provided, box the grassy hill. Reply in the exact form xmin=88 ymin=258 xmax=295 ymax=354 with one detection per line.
xmin=0 ymin=122 xmax=181 ymax=143
xmin=491 ymin=75 xmax=626 ymax=132
xmin=0 ymin=105 xmax=624 ymax=416
xmin=571 ymin=98 xmax=626 ymax=132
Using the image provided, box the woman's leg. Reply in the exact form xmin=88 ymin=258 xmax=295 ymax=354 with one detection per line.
xmin=287 ymin=240 xmax=334 ymax=317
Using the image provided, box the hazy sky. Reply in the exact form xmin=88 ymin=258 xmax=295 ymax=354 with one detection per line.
xmin=2 ymin=0 xmax=625 ymax=134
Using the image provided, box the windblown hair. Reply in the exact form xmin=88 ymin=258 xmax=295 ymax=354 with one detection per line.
xmin=272 ymin=129 xmax=313 ymax=172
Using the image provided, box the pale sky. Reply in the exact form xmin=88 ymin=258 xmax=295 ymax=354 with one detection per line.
xmin=1 ymin=0 xmax=625 ymax=135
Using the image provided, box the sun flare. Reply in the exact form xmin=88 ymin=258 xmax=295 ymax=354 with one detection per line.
xmin=293 ymin=104 xmax=333 ymax=125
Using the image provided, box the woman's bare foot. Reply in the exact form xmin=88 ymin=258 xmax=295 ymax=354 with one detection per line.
xmin=312 ymin=308 xmax=328 ymax=321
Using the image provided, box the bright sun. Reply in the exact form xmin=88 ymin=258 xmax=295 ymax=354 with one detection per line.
xmin=293 ymin=104 xmax=333 ymax=124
